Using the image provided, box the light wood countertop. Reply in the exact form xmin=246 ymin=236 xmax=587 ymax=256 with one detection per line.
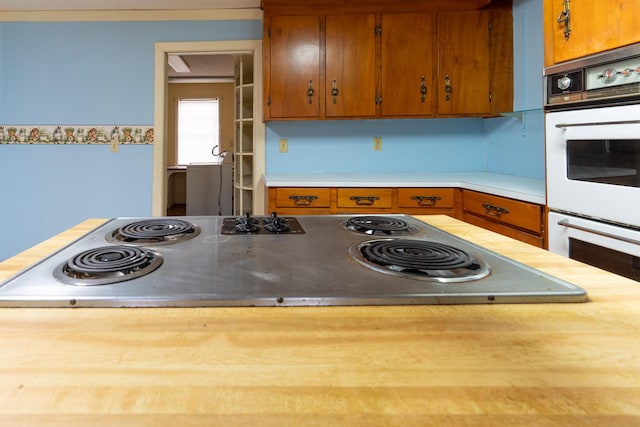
xmin=1 ymin=216 xmax=639 ymax=426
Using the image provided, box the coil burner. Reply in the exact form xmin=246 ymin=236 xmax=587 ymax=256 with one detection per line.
xmin=53 ymin=246 xmax=163 ymax=286
xmin=350 ymin=238 xmax=490 ymax=283
xmin=345 ymin=216 xmax=416 ymax=236
xmin=106 ymin=218 xmax=200 ymax=245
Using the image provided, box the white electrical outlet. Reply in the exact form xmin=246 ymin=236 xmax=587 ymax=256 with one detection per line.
xmin=279 ymin=138 xmax=288 ymax=153
xmin=373 ymin=137 xmax=382 ymax=151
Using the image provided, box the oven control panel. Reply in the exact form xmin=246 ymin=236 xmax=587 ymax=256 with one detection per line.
xmin=544 ymin=42 xmax=640 ymax=110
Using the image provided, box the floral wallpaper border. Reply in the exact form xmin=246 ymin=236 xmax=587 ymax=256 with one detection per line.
xmin=0 ymin=125 xmax=154 ymax=144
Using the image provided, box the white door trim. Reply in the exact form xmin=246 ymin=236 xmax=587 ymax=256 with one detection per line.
xmin=153 ymin=40 xmax=264 ymax=216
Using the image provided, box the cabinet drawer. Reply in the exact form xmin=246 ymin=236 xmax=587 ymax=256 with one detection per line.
xmin=398 ymin=188 xmax=454 ymax=209
xmin=275 ymin=188 xmax=331 ymax=208
xmin=337 ymin=188 xmax=393 ymax=208
xmin=462 ymin=190 xmax=542 ymax=233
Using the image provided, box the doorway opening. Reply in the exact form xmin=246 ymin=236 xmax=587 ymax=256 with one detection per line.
xmin=153 ymin=40 xmax=264 ymax=218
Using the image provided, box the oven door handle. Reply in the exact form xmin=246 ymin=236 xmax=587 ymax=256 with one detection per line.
xmin=555 ymin=119 xmax=640 ymax=129
xmin=557 ymin=219 xmax=640 ymax=246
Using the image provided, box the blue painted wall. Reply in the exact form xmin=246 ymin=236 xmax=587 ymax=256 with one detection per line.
xmin=0 ymin=0 xmax=543 ymax=261
xmin=0 ymin=19 xmax=262 ymax=260
xmin=484 ymin=0 xmax=544 ymax=178
xmin=266 ymin=118 xmax=486 ymax=174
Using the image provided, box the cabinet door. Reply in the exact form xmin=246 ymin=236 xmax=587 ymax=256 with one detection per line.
xmin=548 ymin=0 xmax=640 ymax=64
xmin=381 ymin=13 xmax=436 ymax=117
xmin=267 ymin=16 xmax=321 ymax=119
xmin=437 ymin=11 xmax=490 ymax=115
xmin=325 ymin=14 xmax=377 ymax=118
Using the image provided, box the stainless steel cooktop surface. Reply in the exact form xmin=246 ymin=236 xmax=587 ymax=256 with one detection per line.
xmin=0 ymin=215 xmax=588 ymax=307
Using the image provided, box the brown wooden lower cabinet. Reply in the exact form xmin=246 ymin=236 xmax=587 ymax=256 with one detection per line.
xmin=267 ymin=187 xmax=332 ymax=215
xmin=336 ymin=188 xmax=393 ymax=213
xmin=460 ymin=190 xmax=545 ymax=248
xmin=267 ymin=186 xmax=545 ymax=247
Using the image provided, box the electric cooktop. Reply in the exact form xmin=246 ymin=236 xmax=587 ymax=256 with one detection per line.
xmin=0 ymin=214 xmax=588 ymax=307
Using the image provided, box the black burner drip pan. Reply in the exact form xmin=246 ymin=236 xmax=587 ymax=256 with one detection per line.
xmin=221 ymin=214 xmax=305 ymax=235
xmin=106 ymin=218 xmax=200 ymax=245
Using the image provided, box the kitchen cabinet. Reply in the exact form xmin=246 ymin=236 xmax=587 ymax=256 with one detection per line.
xmin=380 ymin=13 xmax=436 ymax=117
xmin=264 ymin=15 xmax=321 ymax=119
xmin=397 ymin=187 xmax=459 ymax=215
xmin=543 ymin=0 xmax=640 ymax=66
xmin=263 ymin=0 xmax=513 ymax=120
xmin=437 ymin=11 xmax=491 ymax=115
xmin=268 ymin=186 xmax=543 ymax=247
xmin=325 ymin=14 xmax=377 ymax=118
xmin=461 ymin=190 xmax=545 ymax=247
xmin=268 ymin=187 xmax=332 ymax=214
xmin=336 ymin=188 xmax=393 ymax=212
xmin=268 ymin=187 xmax=458 ymax=217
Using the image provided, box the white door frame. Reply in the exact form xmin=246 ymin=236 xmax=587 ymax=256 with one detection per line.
xmin=152 ymin=40 xmax=264 ymax=216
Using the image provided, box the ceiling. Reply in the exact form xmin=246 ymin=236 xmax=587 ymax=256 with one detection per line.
xmin=0 ymin=0 xmax=261 ymax=10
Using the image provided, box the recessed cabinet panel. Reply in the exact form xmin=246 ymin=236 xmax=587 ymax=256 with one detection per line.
xmin=462 ymin=190 xmax=542 ymax=234
xmin=381 ymin=13 xmax=436 ymax=117
xmin=437 ymin=11 xmax=491 ymax=115
xmin=546 ymin=0 xmax=640 ymax=66
xmin=397 ymin=188 xmax=454 ymax=208
xmin=268 ymin=15 xmax=321 ymax=118
xmin=325 ymin=14 xmax=377 ymax=118
xmin=337 ymin=188 xmax=393 ymax=209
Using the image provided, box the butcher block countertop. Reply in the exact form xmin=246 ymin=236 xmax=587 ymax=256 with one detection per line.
xmin=1 ymin=216 xmax=639 ymax=426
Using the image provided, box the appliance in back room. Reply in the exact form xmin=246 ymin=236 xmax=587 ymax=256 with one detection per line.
xmin=0 ymin=214 xmax=587 ymax=307
xmin=544 ymin=42 xmax=640 ymax=281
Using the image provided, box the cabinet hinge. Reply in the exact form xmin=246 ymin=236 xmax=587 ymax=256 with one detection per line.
xmin=489 ymin=92 xmax=493 ymax=103
xmin=267 ymin=95 xmax=271 ymax=106
xmin=267 ymin=27 xmax=271 ymax=37
xmin=488 ymin=21 xmax=492 ymax=32
xmin=375 ymin=95 xmax=382 ymax=104
xmin=375 ymin=25 xmax=382 ymax=35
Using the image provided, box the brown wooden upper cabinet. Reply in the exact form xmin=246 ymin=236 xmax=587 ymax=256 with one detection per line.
xmin=265 ymin=15 xmax=321 ymax=119
xmin=437 ymin=11 xmax=491 ymax=115
xmin=263 ymin=0 xmax=513 ymax=121
xmin=543 ymin=0 xmax=640 ymax=66
xmin=325 ymin=14 xmax=377 ymax=118
xmin=381 ymin=13 xmax=437 ymax=117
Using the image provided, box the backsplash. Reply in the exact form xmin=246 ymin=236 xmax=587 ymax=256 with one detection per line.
xmin=0 ymin=125 xmax=153 ymax=144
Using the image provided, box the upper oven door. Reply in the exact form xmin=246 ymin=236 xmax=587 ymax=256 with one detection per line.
xmin=546 ymin=104 xmax=640 ymax=227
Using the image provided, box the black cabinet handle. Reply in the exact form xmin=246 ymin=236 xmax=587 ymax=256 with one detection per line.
xmin=289 ymin=195 xmax=318 ymax=206
xmin=350 ymin=196 xmax=379 ymax=206
xmin=410 ymin=195 xmax=442 ymax=207
xmin=482 ymin=203 xmax=510 ymax=217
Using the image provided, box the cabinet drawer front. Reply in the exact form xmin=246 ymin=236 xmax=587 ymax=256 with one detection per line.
xmin=337 ymin=188 xmax=393 ymax=208
xmin=463 ymin=190 xmax=542 ymax=233
xmin=276 ymin=188 xmax=331 ymax=208
xmin=398 ymin=188 xmax=454 ymax=208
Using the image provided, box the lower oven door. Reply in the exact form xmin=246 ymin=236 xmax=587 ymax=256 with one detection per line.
xmin=548 ymin=211 xmax=640 ymax=281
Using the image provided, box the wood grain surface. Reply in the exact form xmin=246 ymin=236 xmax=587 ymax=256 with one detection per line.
xmin=1 ymin=216 xmax=639 ymax=426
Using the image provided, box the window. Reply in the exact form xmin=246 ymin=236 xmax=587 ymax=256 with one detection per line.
xmin=177 ymin=98 xmax=220 ymax=165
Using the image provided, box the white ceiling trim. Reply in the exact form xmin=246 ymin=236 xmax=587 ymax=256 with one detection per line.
xmin=0 ymin=0 xmax=261 ymax=10
xmin=0 ymin=9 xmax=262 ymax=21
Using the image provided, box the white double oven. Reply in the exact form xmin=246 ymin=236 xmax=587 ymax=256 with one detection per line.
xmin=544 ymin=43 xmax=640 ymax=281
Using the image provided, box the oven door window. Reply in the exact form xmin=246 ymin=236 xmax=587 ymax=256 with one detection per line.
xmin=567 ymin=139 xmax=640 ymax=187
xmin=569 ymin=238 xmax=640 ymax=281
